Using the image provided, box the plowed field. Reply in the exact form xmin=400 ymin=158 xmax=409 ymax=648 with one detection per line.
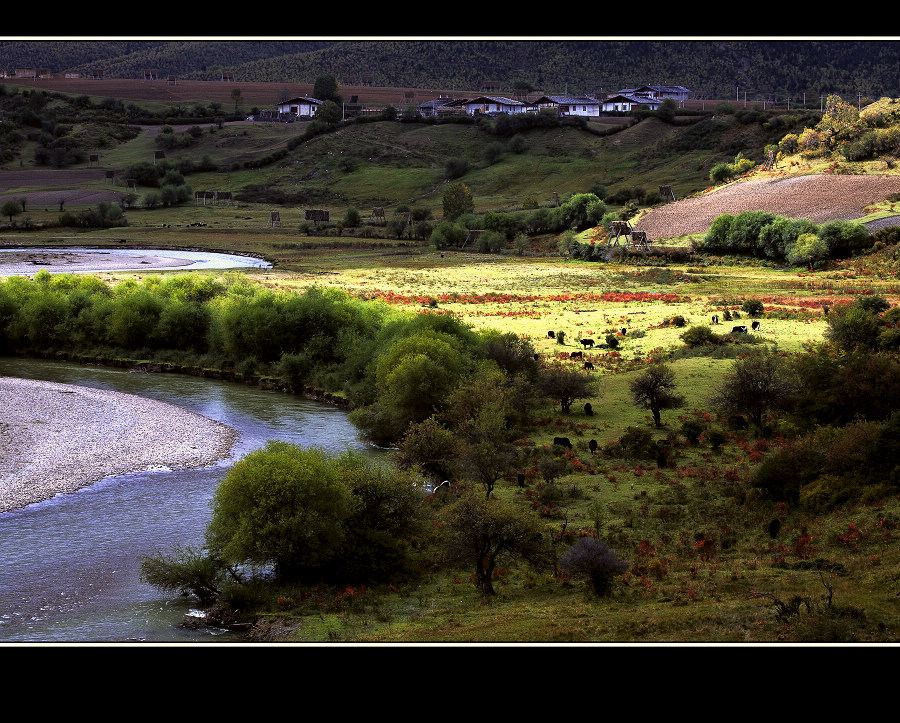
xmin=636 ymin=174 xmax=900 ymax=239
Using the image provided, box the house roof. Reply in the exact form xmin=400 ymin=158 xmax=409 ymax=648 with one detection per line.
xmin=418 ymin=98 xmax=458 ymax=109
xmin=456 ymin=96 xmax=526 ymax=107
xmin=621 ymin=85 xmax=691 ymax=95
xmin=603 ymin=94 xmax=662 ymax=105
xmin=278 ymin=96 xmax=322 ymax=105
xmin=533 ymin=95 xmax=600 ymax=105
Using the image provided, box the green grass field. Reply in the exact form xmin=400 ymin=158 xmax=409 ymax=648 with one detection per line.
xmin=3 ymin=95 xmax=900 ymax=642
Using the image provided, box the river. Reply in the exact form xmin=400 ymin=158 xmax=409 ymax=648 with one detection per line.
xmin=0 ymin=357 xmax=384 ymax=645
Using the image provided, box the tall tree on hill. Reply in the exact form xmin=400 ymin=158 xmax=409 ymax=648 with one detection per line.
xmin=313 ymin=74 xmax=342 ymax=104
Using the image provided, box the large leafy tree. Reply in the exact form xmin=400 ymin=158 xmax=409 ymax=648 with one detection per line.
xmin=538 ymin=362 xmax=598 ymax=414
xmin=629 ymin=363 xmax=686 ymax=428
xmin=710 ymin=353 xmax=796 ymax=428
xmin=205 ymin=441 xmax=354 ymax=583
xmin=312 ymin=74 xmax=342 ymax=104
xmin=442 ymin=492 xmax=554 ymax=595
xmin=442 ymin=182 xmax=474 ymax=221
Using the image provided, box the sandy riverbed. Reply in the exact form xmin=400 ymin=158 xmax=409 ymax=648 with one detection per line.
xmin=0 ymin=249 xmax=194 ymax=275
xmin=0 ymin=376 xmax=239 ymax=513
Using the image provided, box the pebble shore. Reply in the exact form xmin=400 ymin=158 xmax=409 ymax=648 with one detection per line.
xmin=0 ymin=376 xmax=239 ymax=513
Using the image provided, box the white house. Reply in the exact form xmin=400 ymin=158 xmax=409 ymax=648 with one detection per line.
xmin=531 ymin=95 xmax=602 ymax=117
xmin=452 ymin=95 xmax=529 ymax=115
xmin=620 ymin=85 xmax=691 ymax=102
xmin=273 ymin=96 xmax=322 ymax=118
xmin=601 ymin=94 xmax=662 ymax=112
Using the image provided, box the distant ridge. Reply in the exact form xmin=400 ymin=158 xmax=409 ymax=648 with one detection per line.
xmin=2 ymin=39 xmax=898 ymax=100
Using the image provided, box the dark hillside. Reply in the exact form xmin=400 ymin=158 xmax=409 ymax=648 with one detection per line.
xmin=3 ymin=39 xmax=898 ymax=102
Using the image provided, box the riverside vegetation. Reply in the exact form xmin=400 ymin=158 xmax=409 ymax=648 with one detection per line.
xmin=2 ymin=81 xmax=900 ymax=642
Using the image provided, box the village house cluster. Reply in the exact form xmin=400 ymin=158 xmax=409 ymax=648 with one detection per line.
xmin=264 ymin=85 xmax=692 ymax=121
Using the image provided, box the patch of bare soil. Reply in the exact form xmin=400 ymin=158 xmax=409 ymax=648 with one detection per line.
xmin=0 ymin=169 xmax=124 ymax=207
xmin=636 ymin=174 xmax=900 ymax=240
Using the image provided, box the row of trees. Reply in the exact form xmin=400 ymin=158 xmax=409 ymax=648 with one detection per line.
xmin=700 ymin=210 xmax=876 ymax=264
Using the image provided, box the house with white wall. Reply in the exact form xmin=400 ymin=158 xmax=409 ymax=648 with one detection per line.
xmin=531 ymin=95 xmax=602 ymax=117
xmin=273 ymin=96 xmax=322 ymax=118
xmin=601 ymin=94 xmax=662 ymax=112
xmin=451 ymin=96 xmax=530 ymax=115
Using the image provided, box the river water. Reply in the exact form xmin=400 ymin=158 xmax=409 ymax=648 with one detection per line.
xmin=0 ymin=357 xmax=384 ymax=645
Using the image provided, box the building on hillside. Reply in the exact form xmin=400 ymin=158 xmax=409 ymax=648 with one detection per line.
xmin=417 ymin=97 xmax=464 ymax=117
xmin=600 ymin=94 xmax=662 ymax=112
xmin=619 ymin=85 xmax=692 ymax=103
xmin=450 ymin=95 xmax=531 ymax=115
xmin=531 ymin=95 xmax=602 ymax=117
xmin=272 ymin=96 xmax=322 ymax=118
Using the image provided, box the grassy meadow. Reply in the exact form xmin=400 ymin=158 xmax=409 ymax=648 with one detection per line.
xmin=3 ymin=90 xmax=900 ymax=642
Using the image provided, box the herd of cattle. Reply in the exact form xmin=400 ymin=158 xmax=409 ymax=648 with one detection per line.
xmin=547 ymin=317 xmax=761 ymax=369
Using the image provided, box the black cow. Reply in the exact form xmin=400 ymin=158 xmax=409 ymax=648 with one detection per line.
xmin=621 ymin=327 xmax=627 ymax=335
xmin=553 ymin=437 xmax=572 ymax=449
xmin=580 ymin=338 xmax=595 ymax=349
xmin=517 ymin=473 xmax=526 ymax=488
xmin=732 ymin=325 xmax=748 ymax=334
xmin=751 ymin=320 xmax=761 ymax=331
xmin=570 ymin=351 xmax=583 ymax=359
xmin=588 ymin=439 xmax=598 ymax=455
xmin=584 ymin=402 xmax=594 ymax=416
xmin=584 ymin=361 xmax=594 ymax=370
xmin=547 ymin=330 xmax=555 ymax=338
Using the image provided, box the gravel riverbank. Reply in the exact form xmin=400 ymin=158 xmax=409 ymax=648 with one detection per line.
xmin=0 ymin=377 xmax=239 ymax=513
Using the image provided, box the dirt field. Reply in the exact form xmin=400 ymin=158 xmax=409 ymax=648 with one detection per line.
xmin=636 ymin=174 xmax=900 ymax=239
xmin=1 ymin=77 xmax=473 ymax=109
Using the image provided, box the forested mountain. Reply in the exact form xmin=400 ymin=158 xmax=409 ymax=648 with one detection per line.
xmin=1 ymin=39 xmax=899 ymax=101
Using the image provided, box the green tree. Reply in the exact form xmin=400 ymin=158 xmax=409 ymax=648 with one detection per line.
xmin=788 ymin=232 xmax=829 ymax=270
xmin=538 ymin=362 xmax=598 ymax=414
xmin=710 ymin=353 xmax=796 ymax=428
xmin=825 ymin=298 xmax=887 ymax=353
xmin=442 ymin=491 xmax=554 ymax=595
xmin=2 ymin=200 xmax=22 ymax=223
xmin=205 ymin=441 xmax=354 ymax=583
xmin=629 ymin=363 xmax=686 ymax=428
xmin=331 ymin=450 xmax=423 ymax=584
xmin=442 ymin=182 xmax=474 ymax=221
xmin=139 ymin=544 xmax=224 ymax=605
xmin=314 ymin=99 xmax=342 ymax=125
xmin=313 ymin=74 xmax=342 ymax=104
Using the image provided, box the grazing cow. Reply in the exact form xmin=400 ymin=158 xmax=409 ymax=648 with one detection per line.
xmin=732 ymin=325 xmax=748 ymax=334
xmin=584 ymin=402 xmax=594 ymax=416
xmin=712 ymin=314 xmax=719 ymax=324
xmin=580 ymin=338 xmax=595 ymax=349
xmin=548 ymin=330 xmax=555 ymax=338
xmin=584 ymin=361 xmax=594 ymax=370
xmin=751 ymin=320 xmax=761 ymax=331
xmin=570 ymin=351 xmax=583 ymax=359
xmin=553 ymin=437 xmax=572 ymax=449
xmin=588 ymin=439 xmax=598 ymax=455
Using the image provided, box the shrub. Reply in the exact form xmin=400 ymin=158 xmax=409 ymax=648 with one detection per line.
xmin=558 ymin=537 xmax=629 ymax=597
xmin=742 ymin=299 xmax=764 ymax=317
xmin=681 ymin=325 xmax=721 ymax=347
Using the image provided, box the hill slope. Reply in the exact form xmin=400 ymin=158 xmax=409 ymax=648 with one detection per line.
xmin=3 ymin=39 xmax=899 ymax=100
